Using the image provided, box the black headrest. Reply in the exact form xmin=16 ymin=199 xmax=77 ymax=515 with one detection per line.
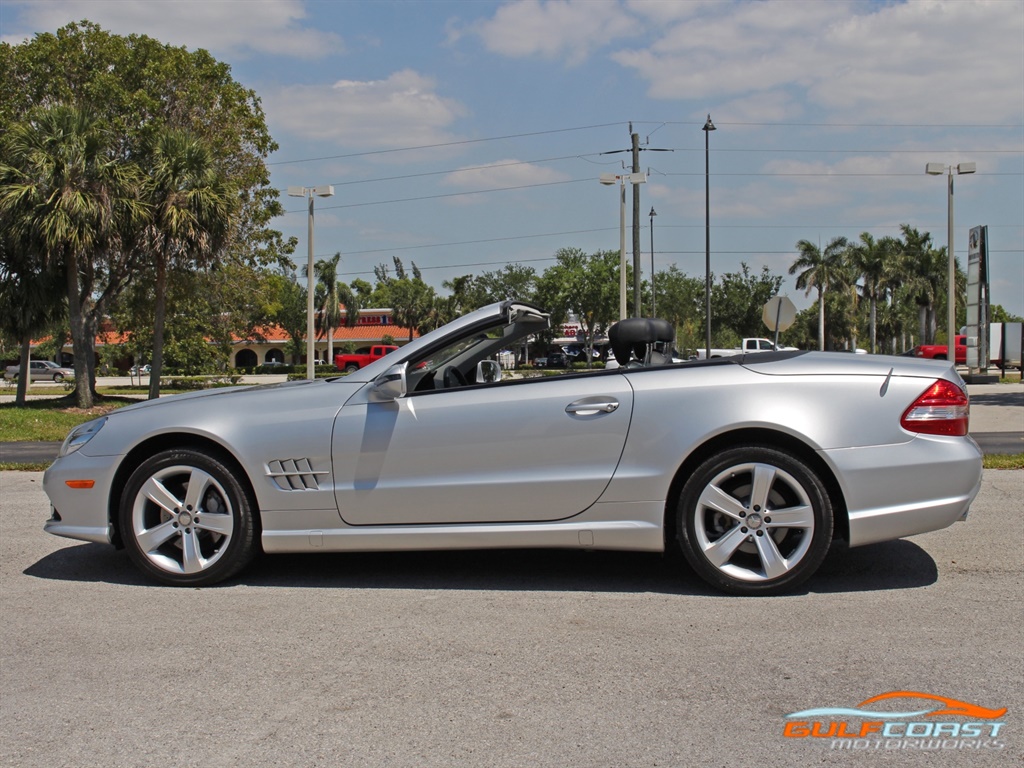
xmin=608 ymin=318 xmax=675 ymax=365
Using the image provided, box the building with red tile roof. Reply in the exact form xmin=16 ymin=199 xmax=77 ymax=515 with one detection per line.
xmin=16 ymin=309 xmax=418 ymax=371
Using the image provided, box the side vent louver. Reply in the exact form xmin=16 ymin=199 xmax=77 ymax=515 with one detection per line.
xmin=266 ymin=459 xmax=328 ymax=491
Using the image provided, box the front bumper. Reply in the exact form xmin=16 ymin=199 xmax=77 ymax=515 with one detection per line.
xmin=42 ymin=450 xmax=120 ymax=545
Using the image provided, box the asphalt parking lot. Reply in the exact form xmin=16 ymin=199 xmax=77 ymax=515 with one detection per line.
xmin=1 ymin=468 xmax=1021 ymax=767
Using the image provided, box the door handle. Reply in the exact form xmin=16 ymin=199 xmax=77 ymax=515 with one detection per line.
xmin=566 ymin=399 xmax=619 ymax=415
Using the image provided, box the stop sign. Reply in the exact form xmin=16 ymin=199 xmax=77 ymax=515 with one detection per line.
xmin=763 ymin=295 xmax=797 ymax=332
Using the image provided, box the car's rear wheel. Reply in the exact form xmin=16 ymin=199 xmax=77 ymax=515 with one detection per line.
xmin=119 ymin=448 xmax=256 ymax=586
xmin=676 ymin=446 xmax=832 ymax=595
xmin=345 ymin=364 xmax=359 ymax=373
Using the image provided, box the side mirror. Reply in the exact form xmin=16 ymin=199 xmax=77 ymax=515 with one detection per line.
xmin=476 ymin=359 xmax=502 ymax=384
xmin=371 ymin=363 xmax=408 ymax=401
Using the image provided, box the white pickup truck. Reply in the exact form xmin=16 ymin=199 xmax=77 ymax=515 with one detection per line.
xmin=694 ymin=338 xmax=798 ymax=359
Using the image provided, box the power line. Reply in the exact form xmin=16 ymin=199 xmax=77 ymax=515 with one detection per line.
xmin=313 ymin=153 xmax=597 ymax=188
xmin=283 ymin=178 xmax=590 ymax=214
xmin=267 ymin=122 xmax=625 ymax=166
xmin=273 ymin=147 xmax=1023 ymax=194
xmin=308 ymin=223 xmax=1021 ymax=263
xmin=334 ymin=248 xmax=1024 ymax=280
xmin=267 ymin=119 xmax=1022 ymax=170
xmin=280 ymin=171 xmax=1021 ymax=215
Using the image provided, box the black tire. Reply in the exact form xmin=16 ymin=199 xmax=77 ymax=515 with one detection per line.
xmin=345 ymin=364 xmax=359 ymax=373
xmin=53 ymin=373 xmax=64 ymax=382
xmin=119 ymin=448 xmax=257 ymax=586
xmin=676 ymin=446 xmax=833 ymax=595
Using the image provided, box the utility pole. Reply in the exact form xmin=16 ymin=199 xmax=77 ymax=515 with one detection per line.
xmin=600 ymin=125 xmax=672 ymax=319
xmin=631 ymin=132 xmax=641 ymax=316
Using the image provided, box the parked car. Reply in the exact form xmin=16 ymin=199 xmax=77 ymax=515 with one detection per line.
xmin=129 ymin=365 xmax=151 ymax=376
xmin=4 ymin=360 xmax=75 ymax=382
xmin=906 ymin=335 xmax=968 ymax=365
xmin=534 ymin=351 xmax=567 ymax=369
xmin=334 ymin=345 xmax=398 ymax=373
xmin=693 ymin=338 xmax=799 ymax=359
xmin=43 ymin=301 xmax=981 ymax=595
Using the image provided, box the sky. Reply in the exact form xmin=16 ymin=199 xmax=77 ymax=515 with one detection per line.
xmin=2 ymin=0 xmax=1023 ymax=319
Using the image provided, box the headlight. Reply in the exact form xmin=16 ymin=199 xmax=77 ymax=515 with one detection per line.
xmin=59 ymin=417 xmax=107 ymax=457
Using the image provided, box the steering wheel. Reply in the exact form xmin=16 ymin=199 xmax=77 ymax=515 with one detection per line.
xmin=442 ymin=365 xmax=467 ymax=388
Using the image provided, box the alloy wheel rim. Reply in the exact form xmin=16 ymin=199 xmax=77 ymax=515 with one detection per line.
xmin=693 ymin=461 xmax=815 ymax=582
xmin=131 ymin=465 xmax=235 ymax=575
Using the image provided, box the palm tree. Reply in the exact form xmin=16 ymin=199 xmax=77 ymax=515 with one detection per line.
xmin=789 ymin=237 xmax=849 ymax=350
xmin=144 ymin=128 xmax=233 ymax=399
xmin=848 ymin=232 xmax=898 ymax=354
xmin=0 ymin=105 xmax=143 ymax=407
xmin=313 ymin=252 xmax=344 ymax=365
xmin=898 ymin=225 xmax=944 ymax=344
xmin=0 ymin=233 xmax=66 ymax=406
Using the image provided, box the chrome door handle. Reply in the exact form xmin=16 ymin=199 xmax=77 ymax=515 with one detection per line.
xmin=566 ymin=399 xmax=619 ymax=415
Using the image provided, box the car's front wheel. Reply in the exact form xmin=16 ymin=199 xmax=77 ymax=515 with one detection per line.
xmin=676 ymin=446 xmax=833 ymax=595
xmin=119 ymin=448 xmax=257 ymax=586
xmin=53 ymin=373 xmax=64 ymax=382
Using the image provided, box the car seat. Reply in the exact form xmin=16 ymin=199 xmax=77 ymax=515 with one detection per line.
xmin=608 ymin=318 xmax=675 ymax=367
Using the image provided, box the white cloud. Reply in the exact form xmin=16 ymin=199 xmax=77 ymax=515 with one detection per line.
xmin=612 ymin=0 xmax=1024 ymax=123
xmin=441 ymin=159 xmax=570 ymax=188
xmin=264 ymin=69 xmax=468 ymax=149
xmin=437 ymin=159 xmax=572 ymax=206
xmin=474 ymin=0 xmax=640 ymax=65
xmin=3 ymin=0 xmax=342 ymax=58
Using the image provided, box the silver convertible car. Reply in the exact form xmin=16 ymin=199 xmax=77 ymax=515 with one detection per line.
xmin=43 ymin=301 xmax=982 ymax=595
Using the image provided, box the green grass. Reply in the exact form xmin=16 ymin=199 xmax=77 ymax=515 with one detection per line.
xmin=0 ymin=461 xmax=51 ymax=471
xmin=983 ymin=454 xmax=1024 ymax=470
xmin=1 ymin=396 xmax=1022 ymax=472
xmin=0 ymin=398 xmax=132 ymax=442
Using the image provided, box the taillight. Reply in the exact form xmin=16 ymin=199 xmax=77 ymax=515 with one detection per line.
xmin=900 ymin=380 xmax=969 ymax=436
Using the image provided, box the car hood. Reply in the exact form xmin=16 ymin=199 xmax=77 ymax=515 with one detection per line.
xmin=111 ymin=377 xmax=332 ymax=415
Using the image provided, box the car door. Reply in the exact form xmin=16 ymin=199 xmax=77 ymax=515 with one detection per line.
xmin=331 ymin=373 xmax=634 ymax=525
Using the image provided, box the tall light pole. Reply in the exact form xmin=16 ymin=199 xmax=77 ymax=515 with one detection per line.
xmin=288 ymin=184 xmax=335 ymax=380
xmin=600 ymin=172 xmax=647 ymax=320
xmin=649 ymin=207 xmax=657 ymax=317
xmin=925 ymin=162 xmax=975 ymax=357
xmin=702 ymin=114 xmax=716 ymax=359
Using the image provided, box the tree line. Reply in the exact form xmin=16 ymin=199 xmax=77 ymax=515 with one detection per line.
xmin=0 ymin=21 xmax=291 ymax=407
xmin=4 ymin=23 xmax=1019 ymax=410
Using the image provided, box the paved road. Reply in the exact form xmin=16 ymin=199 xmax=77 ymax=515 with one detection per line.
xmin=1 ymin=469 xmax=1021 ymax=767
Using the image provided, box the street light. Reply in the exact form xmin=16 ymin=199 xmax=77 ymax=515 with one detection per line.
xmin=288 ymin=184 xmax=335 ymax=380
xmin=925 ymin=161 xmax=975 ymax=357
xmin=702 ymin=114 xmax=716 ymax=359
xmin=600 ymin=171 xmax=647 ymax=320
xmin=649 ymin=207 xmax=657 ymax=317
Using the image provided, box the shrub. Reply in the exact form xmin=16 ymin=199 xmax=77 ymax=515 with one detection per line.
xmin=162 ymin=375 xmax=241 ymax=390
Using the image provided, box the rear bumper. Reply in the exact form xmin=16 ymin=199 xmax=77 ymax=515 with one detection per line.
xmin=823 ymin=435 xmax=983 ymax=547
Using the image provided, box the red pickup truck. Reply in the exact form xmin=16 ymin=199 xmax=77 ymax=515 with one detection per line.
xmin=908 ymin=335 xmax=967 ymax=365
xmin=334 ymin=345 xmax=398 ymax=372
